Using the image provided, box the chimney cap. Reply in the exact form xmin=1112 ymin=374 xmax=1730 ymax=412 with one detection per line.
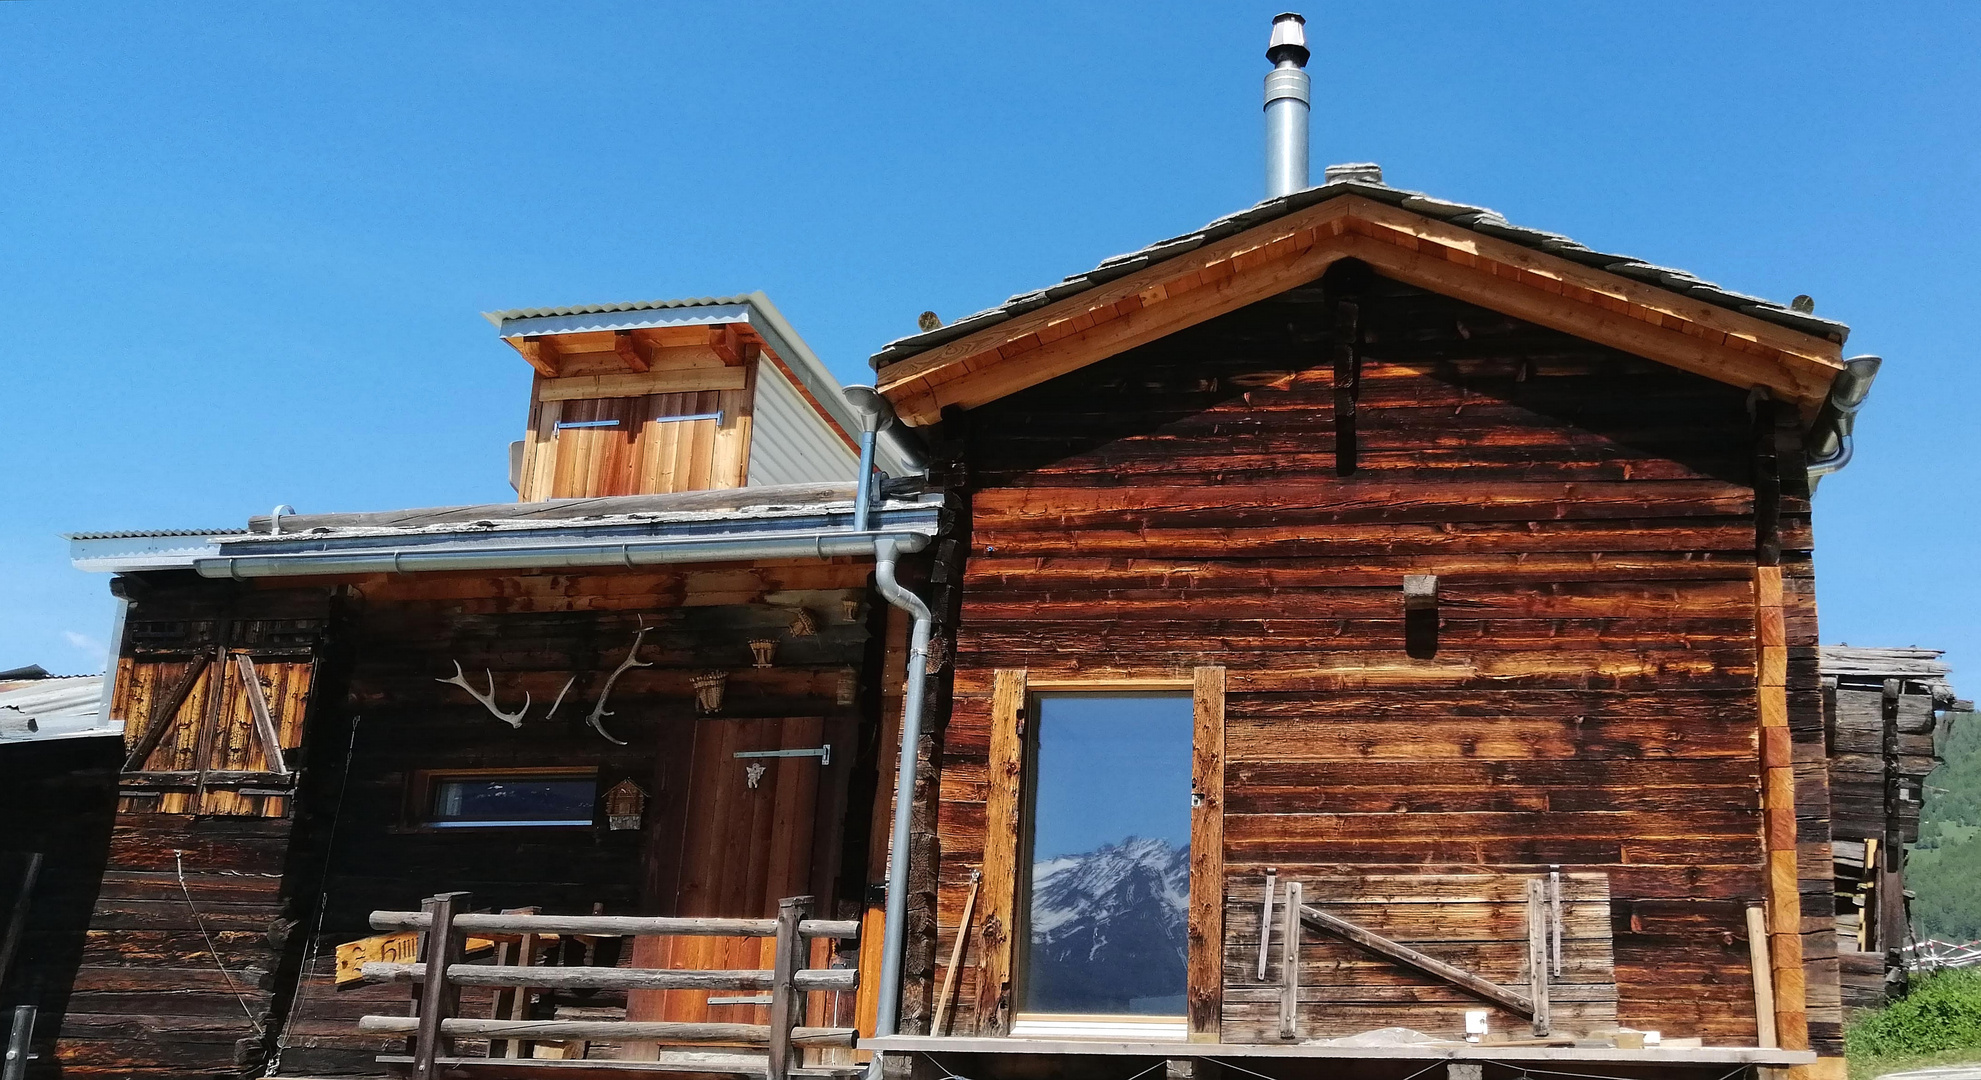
xmin=1267 ymin=12 xmax=1309 ymax=66
xmin=1324 ymin=162 xmax=1384 ymax=186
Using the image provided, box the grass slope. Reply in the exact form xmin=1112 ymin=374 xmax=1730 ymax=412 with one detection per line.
xmin=1910 ymin=713 xmax=1981 ymax=943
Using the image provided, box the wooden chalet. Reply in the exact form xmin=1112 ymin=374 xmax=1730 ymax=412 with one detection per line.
xmin=2 ymin=13 xmax=1910 ymax=1080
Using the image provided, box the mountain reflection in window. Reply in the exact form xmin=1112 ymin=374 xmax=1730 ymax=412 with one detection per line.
xmin=1021 ymin=695 xmax=1192 ymax=1017
xmin=429 ymin=773 xmax=597 ymax=828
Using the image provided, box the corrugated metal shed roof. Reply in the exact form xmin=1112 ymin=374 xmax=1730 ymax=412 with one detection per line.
xmin=481 ymin=294 xmax=759 ymax=325
xmin=871 ymin=174 xmax=1851 ymax=371
xmin=65 ymin=528 xmax=245 ymax=541
xmin=0 ymin=674 xmax=115 ymax=744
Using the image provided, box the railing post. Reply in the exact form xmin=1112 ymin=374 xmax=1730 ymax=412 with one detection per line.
xmin=413 ymin=891 xmax=470 ymax=1080
xmin=2 ymin=1005 xmax=35 ymax=1080
xmin=767 ymin=895 xmax=812 ymax=1080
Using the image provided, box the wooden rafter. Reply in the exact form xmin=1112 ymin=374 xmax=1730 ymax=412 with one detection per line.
xmin=613 ymin=330 xmax=654 ymax=373
xmin=513 ymin=335 xmax=562 ymax=378
xmin=708 ymin=324 xmax=744 ymax=365
xmin=875 ymin=195 xmax=1845 ymax=426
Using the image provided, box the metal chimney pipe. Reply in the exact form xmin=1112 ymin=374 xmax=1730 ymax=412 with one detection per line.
xmin=1263 ymin=12 xmax=1311 ymax=198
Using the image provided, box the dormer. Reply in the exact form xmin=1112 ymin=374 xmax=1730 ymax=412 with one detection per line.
xmin=487 ymin=293 xmax=873 ymax=501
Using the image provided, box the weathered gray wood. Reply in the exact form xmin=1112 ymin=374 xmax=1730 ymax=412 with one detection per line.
xmin=1256 ymin=869 xmax=1276 ymax=981
xmin=414 ymin=892 xmax=469 ymax=1080
xmin=767 ymin=896 xmax=808 ymax=1080
xmin=233 ymin=653 xmax=290 ymax=777
xmin=1278 ymin=880 xmax=1300 ymax=1039
xmin=374 ymin=1051 xmax=869 ymax=1078
xmin=359 ymin=1016 xmax=856 ymax=1046
xmin=1297 ymin=903 xmax=1535 ymax=1019
xmin=371 ymin=911 xmax=859 ymax=939
xmin=1526 ymin=878 xmax=1550 ymax=1037
xmin=1747 ymin=904 xmax=1777 ymax=1048
xmin=363 ymin=962 xmax=855 ymax=993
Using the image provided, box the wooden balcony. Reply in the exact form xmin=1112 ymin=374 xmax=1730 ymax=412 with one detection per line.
xmin=355 ymin=893 xmax=863 ymax=1080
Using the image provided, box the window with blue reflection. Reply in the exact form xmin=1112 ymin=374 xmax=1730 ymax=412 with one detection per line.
xmin=427 ymin=772 xmax=597 ymax=828
xmin=1020 ymin=694 xmax=1193 ymax=1017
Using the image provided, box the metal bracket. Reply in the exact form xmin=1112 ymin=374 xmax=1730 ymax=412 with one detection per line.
xmin=707 ymin=995 xmax=773 ymax=1006
xmin=734 ymin=745 xmax=831 ymax=766
xmin=653 ymin=410 xmax=724 ymax=425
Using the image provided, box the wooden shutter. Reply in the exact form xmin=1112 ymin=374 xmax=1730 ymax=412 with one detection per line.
xmin=115 ymin=646 xmax=314 ymax=818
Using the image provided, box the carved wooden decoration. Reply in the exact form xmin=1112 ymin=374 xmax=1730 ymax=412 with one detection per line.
xmin=840 ymin=598 xmax=862 ymax=623
xmin=692 ymin=671 xmax=727 ymax=714
xmin=604 ymin=779 xmax=648 ymax=831
xmin=787 ymin=608 xmax=818 ymax=637
xmin=749 ymin=639 xmax=778 ymax=668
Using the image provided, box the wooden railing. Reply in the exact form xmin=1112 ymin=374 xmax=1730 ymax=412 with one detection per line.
xmin=358 ymin=892 xmax=860 ymax=1080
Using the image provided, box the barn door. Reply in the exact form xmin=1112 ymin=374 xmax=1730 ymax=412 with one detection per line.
xmin=114 ymin=643 xmax=314 ymax=817
xmin=628 ymin=716 xmax=827 ymax=1028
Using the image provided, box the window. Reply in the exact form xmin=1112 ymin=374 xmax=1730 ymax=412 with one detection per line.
xmin=420 ymin=769 xmax=598 ymax=828
xmin=1017 ymin=694 xmax=1194 ymax=1028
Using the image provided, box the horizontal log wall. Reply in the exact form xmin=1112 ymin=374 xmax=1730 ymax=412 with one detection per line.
xmin=926 ymin=273 xmax=1837 ymax=1048
xmin=270 ymin=561 xmax=879 ymax=1077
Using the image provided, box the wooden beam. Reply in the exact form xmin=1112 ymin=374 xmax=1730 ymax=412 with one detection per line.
xmin=1747 ymin=904 xmax=1779 ymax=1048
xmin=1755 ymin=566 xmax=1809 ymax=1053
xmin=1188 ymin=665 xmax=1226 ymax=1042
xmin=875 ymin=195 xmax=1845 ymax=426
xmin=1278 ymin=880 xmax=1300 ymax=1039
xmin=514 ymin=336 xmax=562 ymax=378
xmin=613 ymin=330 xmax=653 ymax=373
xmin=233 ymin=653 xmax=289 ymax=778
xmin=1526 ymin=878 xmax=1551 ymax=1037
xmin=709 ymin=325 xmax=745 ymax=364
xmin=972 ymin=669 xmax=1028 ymax=1036
xmin=122 ymin=652 xmax=212 ymax=773
xmin=1297 ymin=903 xmax=1535 ymax=1018
xmin=536 ymin=367 xmax=748 ymax=402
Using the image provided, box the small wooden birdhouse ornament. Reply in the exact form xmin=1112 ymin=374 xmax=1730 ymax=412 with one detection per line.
xmin=692 ymin=670 xmax=727 ymax=714
xmin=840 ymin=598 xmax=862 ymax=622
xmin=604 ymin=779 xmax=648 ymax=831
xmin=787 ymin=608 xmax=818 ymax=637
xmin=749 ymin=639 xmax=777 ymax=668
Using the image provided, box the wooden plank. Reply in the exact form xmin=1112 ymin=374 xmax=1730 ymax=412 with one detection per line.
xmin=1748 ymin=904 xmax=1778 ymax=1048
xmin=1188 ymin=665 xmax=1226 ymax=1042
xmin=121 ymin=653 xmax=212 ymax=773
xmin=1278 ymin=880 xmax=1300 ymax=1039
xmin=414 ymin=892 xmax=469 ymax=1080
xmin=972 ymin=669 xmax=1027 ymax=1036
xmin=933 ymin=869 xmax=980 ymax=1036
xmin=514 ymin=336 xmax=561 ymax=377
xmin=232 ymin=654 xmax=288 ymax=778
xmin=1297 ymin=903 xmax=1534 ymax=1018
xmin=365 ymin=964 xmax=855 ymax=993
xmin=1527 ymin=877 xmax=1551 ymax=1037
xmin=538 ymin=367 xmax=747 ymax=402
xmin=361 ymin=1016 xmax=855 ymax=1045
xmin=372 ymin=912 xmax=860 ymax=939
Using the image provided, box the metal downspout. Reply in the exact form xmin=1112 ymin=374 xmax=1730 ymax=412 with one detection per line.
xmin=870 ymin=535 xmax=933 ymax=1038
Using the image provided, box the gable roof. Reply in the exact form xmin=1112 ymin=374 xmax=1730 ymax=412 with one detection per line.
xmin=871 ymin=174 xmax=1851 ymax=427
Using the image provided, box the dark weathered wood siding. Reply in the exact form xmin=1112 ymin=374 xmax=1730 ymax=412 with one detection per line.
xmin=920 ymin=273 xmax=1838 ymax=1048
xmin=269 ymin=562 xmax=882 ymax=1077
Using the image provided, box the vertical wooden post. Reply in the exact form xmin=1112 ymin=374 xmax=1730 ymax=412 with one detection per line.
xmin=1748 ymin=904 xmax=1779 ymax=1048
xmin=1526 ymin=878 xmax=1551 ymax=1037
xmin=1188 ymin=665 xmax=1227 ymax=1043
xmin=973 ymin=669 xmax=1027 ymax=1035
xmin=768 ymin=895 xmax=812 ymax=1080
xmin=413 ymin=891 xmax=469 ymax=1080
xmin=1754 ymin=567 xmax=1808 ymax=1051
xmin=1277 ymin=881 xmax=1301 ymax=1040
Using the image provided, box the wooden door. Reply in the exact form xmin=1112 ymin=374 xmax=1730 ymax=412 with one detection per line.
xmin=628 ymin=716 xmax=826 ymax=1028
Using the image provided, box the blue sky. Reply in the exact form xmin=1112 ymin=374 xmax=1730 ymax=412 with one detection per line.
xmin=1031 ymin=696 xmax=1194 ymax=860
xmin=3 ymin=3 xmax=1978 ymax=682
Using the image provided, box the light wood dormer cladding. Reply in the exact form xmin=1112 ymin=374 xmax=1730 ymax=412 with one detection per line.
xmin=513 ymin=324 xmax=759 ymax=501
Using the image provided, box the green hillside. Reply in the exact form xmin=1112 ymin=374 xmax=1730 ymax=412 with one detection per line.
xmin=1909 ymin=711 xmax=1981 ymax=943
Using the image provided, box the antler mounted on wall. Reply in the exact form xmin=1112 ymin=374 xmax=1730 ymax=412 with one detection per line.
xmin=436 ymin=661 xmax=530 ymax=729
xmin=585 ymin=625 xmax=652 ymax=746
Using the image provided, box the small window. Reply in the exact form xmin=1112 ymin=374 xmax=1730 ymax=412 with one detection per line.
xmin=420 ymin=770 xmax=598 ymax=828
xmin=1018 ymin=694 xmax=1193 ymax=1025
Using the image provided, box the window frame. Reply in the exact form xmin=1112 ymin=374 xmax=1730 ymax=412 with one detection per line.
xmin=973 ymin=669 xmax=1225 ymax=1042
xmin=410 ymin=767 xmax=601 ymax=831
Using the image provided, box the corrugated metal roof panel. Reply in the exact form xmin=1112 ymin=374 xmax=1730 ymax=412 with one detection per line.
xmin=0 ymin=675 xmax=116 ymax=744
xmin=481 ymin=295 xmax=760 ymax=325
